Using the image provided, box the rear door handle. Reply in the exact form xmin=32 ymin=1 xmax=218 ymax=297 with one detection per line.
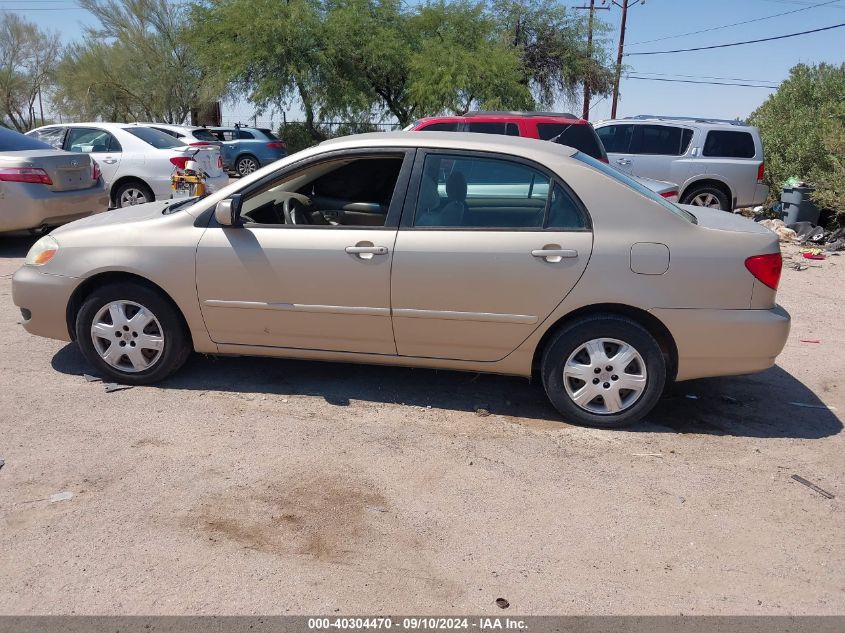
xmin=102 ymin=157 xmax=117 ymax=164
xmin=346 ymin=245 xmax=389 ymax=260
xmin=615 ymin=158 xmax=631 ymax=166
xmin=531 ymin=248 xmax=578 ymax=263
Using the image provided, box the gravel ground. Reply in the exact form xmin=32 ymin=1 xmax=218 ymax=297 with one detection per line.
xmin=0 ymin=235 xmax=842 ymax=615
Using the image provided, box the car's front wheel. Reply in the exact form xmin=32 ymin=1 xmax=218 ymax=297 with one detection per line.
xmin=75 ymin=282 xmax=192 ymax=384
xmin=541 ymin=315 xmax=666 ymax=428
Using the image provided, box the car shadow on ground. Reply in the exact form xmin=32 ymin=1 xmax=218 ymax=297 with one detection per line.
xmin=50 ymin=344 xmax=841 ymax=439
xmin=0 ymin=234 xmax=39 ymax=259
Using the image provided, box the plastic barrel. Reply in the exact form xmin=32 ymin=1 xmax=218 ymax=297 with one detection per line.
xmin=781 ymin=186 xmax=820 ymax=225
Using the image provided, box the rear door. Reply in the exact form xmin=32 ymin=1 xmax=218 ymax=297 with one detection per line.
xmin=391 ymin=150 xmax=593 ymax=361
xmin=63 ymin=127 xmax=122 ymax=187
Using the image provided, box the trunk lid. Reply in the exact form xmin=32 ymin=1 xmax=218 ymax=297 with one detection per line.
xmin=0 ymin=150 xmax=96 ymax=192
xmin=680 ymin=204 xmax=776 ymax=237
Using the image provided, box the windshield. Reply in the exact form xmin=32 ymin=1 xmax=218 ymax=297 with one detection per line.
xmin=2 ymin=127 xmax=53 ymax=151
xmin=123 ymin=126 xmax=184 ymax=149
xmin=573 ymin=151 xmax=697 ymax=224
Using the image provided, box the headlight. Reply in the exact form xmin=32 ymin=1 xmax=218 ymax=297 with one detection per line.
xmin=25 ymin=235 xmax=59 ymax=266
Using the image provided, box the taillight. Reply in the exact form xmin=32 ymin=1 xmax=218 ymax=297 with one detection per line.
xmin=91 ymin=160 xmax=101 ymax=182
xmin=190 ymin=141 xmax=212 ymax=146
xmin=266 ymin=141 xmax=285 ymax=149
xmin=170 ymin=156 xmax=189 ymax=170
xmin=0 ymin=167 xmax=52 ymax=185
xmin=757 ymin=163 xmax=765 ymax=183
xmin=745 ymin=253 xmax=782 ymax=290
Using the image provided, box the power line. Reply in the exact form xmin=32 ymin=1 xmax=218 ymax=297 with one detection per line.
xmin=625 ymin=22 xmax=845 ymax=55
xmin=626 ymin=0 xmax=842 ymax=46
xmin=626 ymin=76 xmax=779 ymax=88
xmin=633 ymin=71 xmax=783 ymax=83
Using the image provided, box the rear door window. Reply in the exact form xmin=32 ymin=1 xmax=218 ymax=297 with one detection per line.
xmin=466 ymin=122 xmax=509 ymax=135
xmin=629 ymin=125 xmax=689 ymax=155
xmin=703 ymin=130 xmax=755 ymax=158
xmin=596 ymin=124 xmax=633 ymax=153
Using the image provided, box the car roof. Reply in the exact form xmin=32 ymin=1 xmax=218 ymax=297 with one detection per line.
xmin=416 ymin=111 xmax=587 ymax=125
xmin=320 ymin=131 xmax=578 ymax=160
xmin=596 ymin=117 xmax=756 ymax=131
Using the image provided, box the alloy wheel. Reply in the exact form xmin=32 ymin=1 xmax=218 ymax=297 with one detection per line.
xmin=690 ymin=192 xmax=722 ymax=209
xmin=119 ymin=187 xmax=149 ymax=207
xmin=90 ymin=300 xmax=165 ymax=373
xmin=238 ymin=157 xmax=258 ymax=175
xmin=563 ymin=337 xmax=647 ymax=415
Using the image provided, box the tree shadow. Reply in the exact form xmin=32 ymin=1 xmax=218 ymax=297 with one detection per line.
xmin=50 ymin=344 xmax=841 ymax=439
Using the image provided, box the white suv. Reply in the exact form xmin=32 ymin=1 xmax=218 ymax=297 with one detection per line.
xmin=27 ymin=123 xmax=229 ymax=208
xmin=593 ymin=116 xmax=769 ymax=210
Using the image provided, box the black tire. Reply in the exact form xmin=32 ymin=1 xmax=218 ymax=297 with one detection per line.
xmin=235 ymin=154 xmax=259 ymax=176
xmin=113 ymin=180 xmax=154 ymax=208
xmin=541 ymin=315 xmax=666 ymax=428
xmin=75 ymin=282 xmax=192 ymax=384
xmin=680 ymin=184 xmax=730 ymax=211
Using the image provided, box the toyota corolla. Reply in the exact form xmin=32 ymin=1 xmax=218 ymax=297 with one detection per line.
xmin=12 ymin=133 xmax=790 ymax=428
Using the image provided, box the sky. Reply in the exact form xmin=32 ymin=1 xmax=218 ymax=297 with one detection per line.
xmin=9 ymin=0 xmax=845 ymax=126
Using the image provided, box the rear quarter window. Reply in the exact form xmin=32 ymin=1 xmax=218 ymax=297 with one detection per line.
xmin=703 ymin=130 xmax=756 ymax=158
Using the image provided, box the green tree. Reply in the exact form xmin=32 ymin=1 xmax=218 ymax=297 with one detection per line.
xmin=0 ymin=12 xmax=61 ymax=131
xmin=54 ymin=0 xmax=205 ymax=123
xmin=492 ymin=0 xmax=613 ymax=109
xmin=749 ymin=63 xmax=845 ymax=216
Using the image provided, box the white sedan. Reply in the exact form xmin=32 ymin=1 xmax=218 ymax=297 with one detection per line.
xmin=26 ymin=123 xmax=229 ymax=208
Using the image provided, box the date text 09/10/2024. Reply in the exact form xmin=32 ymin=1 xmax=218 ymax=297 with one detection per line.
xmin=307 ymin=618 xmax=527 ymax=630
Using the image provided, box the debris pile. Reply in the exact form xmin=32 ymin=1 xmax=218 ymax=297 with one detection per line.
xmin=757 ymin=217 xmax=845 ymax=252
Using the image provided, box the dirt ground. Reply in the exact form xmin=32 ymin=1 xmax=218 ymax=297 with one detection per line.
xmin=0 ymin=234 xmax=842 ymax=615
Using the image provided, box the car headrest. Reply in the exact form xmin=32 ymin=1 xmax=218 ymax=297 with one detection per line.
xmin=446 ymin=171 xmax=467 ymax=202
xmin=419 ymin=175 xmax=440 ymax=211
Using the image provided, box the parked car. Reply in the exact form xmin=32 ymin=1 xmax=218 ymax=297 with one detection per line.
xmin=408 ymin=111 xmax=680 ymax=202
xmin=593 ymin=116 xmax=769 ymax=211
xmin=26 ymin=123 xmax=229 ymax=208
xmin=13 ymin=132 xmax=789 ymax=428
xmin=134 ymin=123 xmax=222 ymax=147
xmin=207 ymin=126 xmax=288 ymax=176
xmin=0 ymin=126 xmax=108 ymax=233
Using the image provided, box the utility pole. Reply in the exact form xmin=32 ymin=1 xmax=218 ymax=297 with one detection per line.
xmin=610 ymin=0 xmax=645 ymax=119
xmin=576 ymin=0 xmax=610 ymax=120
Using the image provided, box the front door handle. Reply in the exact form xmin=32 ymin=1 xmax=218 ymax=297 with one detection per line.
xmin=615 ymin=158 xmax=631 ymax=166
xmin=345 ymin=245 xmax=389 ymax=260
xmin=531 ymin=248 xmax=578 ymax=263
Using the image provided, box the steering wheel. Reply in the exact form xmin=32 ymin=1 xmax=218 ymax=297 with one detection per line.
xmin=283 ymin=196 xmax=312 ymax=225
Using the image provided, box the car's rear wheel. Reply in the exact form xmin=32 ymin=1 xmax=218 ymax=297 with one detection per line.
xmin=235 ymin=155 xmax=259 ymax=176
xmin=681 ymin=184 xmax=730 ymax=211
xmin=75 ymin=282 xmax=191 ymax=384
xmin=541 ymin=315 xmax=666 ymax=428
xmin=114 ymin=181 xmax=154 ymax=208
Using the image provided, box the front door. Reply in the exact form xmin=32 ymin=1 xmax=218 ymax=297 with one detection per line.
xmin=196 ymin=150 xmax=413 ymax=354
xmin=391 ymin=151 xmax=593 ymax=362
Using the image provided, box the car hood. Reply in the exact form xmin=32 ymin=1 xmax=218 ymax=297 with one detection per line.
xmin=679 ymin=204 xmax=774 ymax=236
xmin=52 ymin=201 xmax=171 ymax=235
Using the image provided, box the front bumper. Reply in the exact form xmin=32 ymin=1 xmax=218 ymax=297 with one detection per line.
xmin=0 ymin=182 xmax=109 ymax=233
xmin=651 ymin=305 xmax=790 ymax=381
xmin=12 ymin=266 xmax=80 ymax=342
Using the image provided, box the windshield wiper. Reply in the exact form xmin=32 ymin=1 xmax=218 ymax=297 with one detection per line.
xmin=163 ymin=193 xmax=210 ymax=214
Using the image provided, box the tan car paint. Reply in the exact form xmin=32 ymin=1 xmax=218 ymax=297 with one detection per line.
xmin=13 ymin=132 xmax=789 ymax=383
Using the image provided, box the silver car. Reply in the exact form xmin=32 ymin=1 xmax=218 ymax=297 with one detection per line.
xmin=594 ymin=116 xmax=769 ymax=211
xmin=13 ymin=132 xmax=790 ymax=428
xmin=0 ymin=127 xmax=108 ymax=233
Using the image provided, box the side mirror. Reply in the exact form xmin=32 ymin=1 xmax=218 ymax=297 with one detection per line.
xmin=215 ymin=194 xmax=243 ymax=227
